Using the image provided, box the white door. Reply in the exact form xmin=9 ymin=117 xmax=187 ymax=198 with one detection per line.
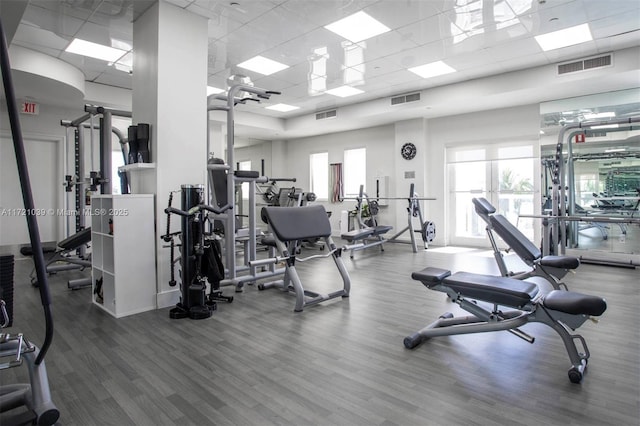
xmin=447 ymin=143 xmax=538 ymax=248
xmin=0 ymin=134 xmax=62 ymax=246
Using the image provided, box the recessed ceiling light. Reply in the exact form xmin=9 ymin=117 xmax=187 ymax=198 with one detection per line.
xmin=324 ymin=11 xmax=391 ymax=43
xmin=325 ymin=85 xmax=364 ymax=97
xmin=604 ymin=147 xmax=626 ymax=153
xmin=207 ymin=86 xmax=225 ymax=96
xmin=65 ymin=38 xmax=127 ymax=62
xmin=237 ymin=55 xmax=289 ymax=75
xmin=534 ymin=23 xmax=593 ymax=51
xmin=408 ymin=61 xmax=456 ymax=78
xmin=265 ymin=103 xmax=300 ymax=112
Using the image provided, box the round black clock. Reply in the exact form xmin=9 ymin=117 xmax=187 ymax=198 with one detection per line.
xmin=401 ymin=142 xmax=417 ymax=160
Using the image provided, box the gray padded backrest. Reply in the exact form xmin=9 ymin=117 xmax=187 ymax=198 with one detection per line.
xmin=489 ymin=214 xmax=541 ymax=264
xmin=472 ymin=197 xmax=496 ymax=216
xmin=263 ymin=205 xmax=331 ymax=242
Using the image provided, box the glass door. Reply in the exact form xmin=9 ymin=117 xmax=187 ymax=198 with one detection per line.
xmin=448 ymin=143 xmax=537 ymax=247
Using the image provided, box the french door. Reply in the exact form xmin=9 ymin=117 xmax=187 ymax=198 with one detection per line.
xmin=447 ymin=143 xmax=538 ymax=248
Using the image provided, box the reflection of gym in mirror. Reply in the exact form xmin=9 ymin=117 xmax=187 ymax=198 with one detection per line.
xmin=539 ymin=90 xmax=640 ymax=265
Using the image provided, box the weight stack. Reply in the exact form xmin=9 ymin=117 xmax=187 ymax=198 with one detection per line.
xmin=0 ymin=254 xmax=15 ymax=327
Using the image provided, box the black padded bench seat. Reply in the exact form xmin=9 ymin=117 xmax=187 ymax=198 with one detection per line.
xmin=262 ymin=205 xmax=331 ymax=242
xmin=490 ymin=214 xmax=579 ymax=270
xmin=341 ymin=225 xmax=393 ymax=242
xmin=57 ymin=227 xmax=92 ymax=250
xmin=543 ymin=290 xmax=607 ymax=316
xmin=412 ymin=267 xmax=539 ymax=308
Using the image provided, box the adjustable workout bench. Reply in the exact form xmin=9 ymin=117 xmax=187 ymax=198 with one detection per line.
xmin=404 ymin=267 xmax=606 ymax=383
xmin=256 ymin=205 xmax=351 ymax=312
xmin=25 ymin=227 xmax=92 ymax=289
xmin=472 ymin=197 xmax=579 ymax=290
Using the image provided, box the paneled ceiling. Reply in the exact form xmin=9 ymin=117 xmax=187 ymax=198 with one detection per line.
xmin=6 ymin=0 xmax=640 ymax=123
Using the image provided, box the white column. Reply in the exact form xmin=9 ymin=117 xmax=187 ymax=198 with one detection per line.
xmin=133 ymin=0 xmax=209 ymax=307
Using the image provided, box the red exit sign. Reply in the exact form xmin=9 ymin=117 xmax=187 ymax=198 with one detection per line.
xmin=21 ymin=101 xmax=39 ymax=115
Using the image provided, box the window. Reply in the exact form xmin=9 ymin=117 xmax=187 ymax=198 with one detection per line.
xmin=112 ymin=151 xmax=126 ymax=194
xmin=309 ymin=152 xmax=328 ymax=200
xmin=344 ymin=148 xmax=366 ymax=197
xmin=238 ymin=160 xmax=251 ymax=200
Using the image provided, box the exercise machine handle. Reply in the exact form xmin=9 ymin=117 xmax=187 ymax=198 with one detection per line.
xmin=164 ymin=203 xmax=232 ymax=217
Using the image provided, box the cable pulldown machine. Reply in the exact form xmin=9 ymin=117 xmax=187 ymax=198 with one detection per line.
xmin=207 ymin=83 xmax=284 ymax=289
xmin=161 ymin=185 xmax=233 ymax=319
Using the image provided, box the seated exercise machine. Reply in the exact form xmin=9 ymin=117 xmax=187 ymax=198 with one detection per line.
xmin=23 ymin=227 xmax=92 ymax=290
xmin=1 ymin=19 xmax=60 ymax=423
xmin=254 ymin=205 xmax=351 ymax=312
xmin=162 ymin=185 xmax=233 ymax=320
xmin=404 ymin=267 xmax=606 ymax=383
xmin=341 ymin=185 xmax=393 ymax=258
xmin=472 ymin=197 xmax=579 ymax=290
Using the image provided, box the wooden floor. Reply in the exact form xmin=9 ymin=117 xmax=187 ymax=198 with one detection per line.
xmin=1 ymin=242 xmax=639 ymax=426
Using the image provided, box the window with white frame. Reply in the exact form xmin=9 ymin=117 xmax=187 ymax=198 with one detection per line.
xmin=238 ymin=160 xmax=251 ymax=200
xmin=344 ymin=147 xmax=366 ymax=197
xmin=309 ymin=152 xmax=328 ymax=200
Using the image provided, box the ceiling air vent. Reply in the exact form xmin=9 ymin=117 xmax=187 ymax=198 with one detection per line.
xmin=557 ymin=54 xmax=612 ymax=75
xmin=391 ymin=92 xmax=421 ymax=106
xmin=315 ymin=109 xmax=337 ymax=120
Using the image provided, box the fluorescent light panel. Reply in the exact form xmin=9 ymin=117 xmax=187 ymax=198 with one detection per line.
xmin=266 ymin=103 xmax=300 ymax=112
xmin=324 ymin=11 xmax=391 ymax=43
xmin=591 ymin=124 xmax=619 ymax=130
xmin=237 ymin=55 xmax=289 ymax=76
xmin=325 ymin=85 xmax=364 ymax=97
xmin=534 ymin=23 xmax=593 ymax=51
xmin=66 ymin=38 xmax=127 ymax=62
xmin=408 ymin=61 xmax=456 ymax=78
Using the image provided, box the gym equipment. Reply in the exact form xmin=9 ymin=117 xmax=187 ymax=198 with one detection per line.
xmin=341 ymin=185 xmax=393 ymax=258
xmin=387 ymin=183 xmax=436 ymax=251
xmin=404 ymin=267 xmax=606 ymax=383
xmin=162 ymin=185 xmax=233 ymax=320
xmin=207 ymin=84 xmax=282 ymax=288
xmin=1 ymin=17 xmax=60 ymax=423
xmin=254 ymin=205 xmax=351 ymax=312
xmin=472 ymin=197 xmax=579 ymax=290
xmin=546 ymin=116 xmax=640 ymax=257
xmin=24 ymin=227 xmax=92 ymax=289
xmin=126 ymin=122 xmax=150 ymax=164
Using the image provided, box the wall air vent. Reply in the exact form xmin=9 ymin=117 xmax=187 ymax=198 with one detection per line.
xmin=391 ymin=92 xmax=421 ymax=106
xmin=557 ymin=54 xmax=612 ymax=75
xmin=316 ymin=109 xmax=337 ymax=120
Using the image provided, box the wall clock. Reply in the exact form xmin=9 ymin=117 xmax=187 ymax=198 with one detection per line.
xmin=401 ymin=142 xmax=417 ymax=160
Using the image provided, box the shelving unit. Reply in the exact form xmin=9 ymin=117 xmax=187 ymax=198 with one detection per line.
xmin=91 ymin=194 xmax=156 ymax=318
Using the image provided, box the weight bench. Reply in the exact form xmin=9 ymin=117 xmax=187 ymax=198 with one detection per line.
xmin=472 ymin=198 xmax=579 ymax=290
xmin=25 ymin=227 xmax=92 ymax=289
xmin=341 ymin=225 xmax=393 ymax=258
xmin=256 ymin=205 xmax=351 ymax=312
xmin=404 ymin=267 xmax=606 ymax=383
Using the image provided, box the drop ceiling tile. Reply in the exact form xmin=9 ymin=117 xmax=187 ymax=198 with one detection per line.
xmin=589 ymin=11 xmax=640 ymax=40
xmin=75 ymin=21 xmax=131 ymax=47
xmin=207 ymin=13 xmax=245 ymax=40
xmin=164 ymin=0 xmax=194 ymax=8
xmin=28 ymin=0 xmax=94 ymax=21
xmin=13 ymin=24 xmax=69 ymax=51
xmin=396 ymin=13 xmax=454 ymax=46
xmin=497 ymin=52 xmax=550 ymax=73
xmin=481 ymin=37 xmax=544 ymax=64
xmin=523 ymin=2 xmax=590 ymax=35
xmin=363 ymin=0 xmax=442 ymax=30
xmin=581 ymin=0 xmax=640 ymax=19
xmin=11 ymin=41 xmax=63 ymax=59
xmin=21 ymin=5 xmax=85 ymax=37
xmin=357 ymin=30 xmax=420 ymax=61
xmin=541 ymin=40 xmax=599 ymax=63
xmin=94 ymin=71 xmax=133 ymax=89
xmin=594 ymin=32 xmax=640 ymax=52
xmin=279 ymin=0 xmax=379 ymax=27
xmin=191 ymin=0 xmax=279 ymax=24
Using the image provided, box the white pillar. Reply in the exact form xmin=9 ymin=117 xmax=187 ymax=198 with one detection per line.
xmin=133 ymin=0 xmax=209 ymax=307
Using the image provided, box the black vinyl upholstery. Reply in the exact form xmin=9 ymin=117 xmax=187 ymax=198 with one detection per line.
xmin=543 ymin=290 xmax=607 ymax=316
xmin=472 ymin=197 xmax=496 ymax=215
xmin=444 ymin=272 xmax=539 ymax=307
xmin=489 ymin=214 xmax=541 ymax=264
xmin=57 ymin=227 xmax=92 ymax=251
xmin=263 ymin=205 xmax=331 ymax=242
